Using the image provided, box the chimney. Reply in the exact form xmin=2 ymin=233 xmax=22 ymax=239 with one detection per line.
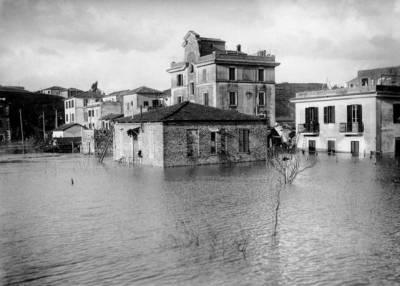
xmin=257 ymin=50 xmax=266 ymax=57
xmin=236 ymin=44 xmax=241 ymax=52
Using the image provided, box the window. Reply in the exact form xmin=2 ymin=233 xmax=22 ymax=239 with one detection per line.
xmin=187 ymin=129 xmax=199 ymax=157
xmin=190 ymin=82 xmax=195 ymax=95
xmin=177 ymin=96 xmax=183 ymax=104
xmin=210 ymin=132 xmax=217 ymax=154
xmin=258 ymin=69 xmax=264 ymax=81
xmin=202 ymin=69 xmax=207 ymax=82
xmin=65 ymin=114 xmax=68 ymax=122
xmin=177 ymin=74 xmax=183 ymax=86
xmin=239 ymin=129 xmax=250 ymax=153
xmin=324 ymin=106 xmax=335 ymax=123
xmin=229 ymin=67 xmax=236 ymax=80
xmin=71 ymin=113 xmax=74 ymax=122
xmin=143 ymin=101 xmax=149 ymax=107
xmin=71 ymin=100 xmax=74 ymax=108
xmin=220 ymin=129 xmax=227 ymax=155
xmin=347 ymin=105 xmax=362 ymax=123
xmin=258 ymin=92 xmax=265 ymax=106
xmin=305 ymin=107 xmax=318 ymax=123
xmin=361 ymin=78 xmax=368 ymax=86
xmin=229 ymin=92 xmax=237 ymax=107
xmin=394 ymin=104 xmax=400 ymax=123
xmin=189 ymin=64 xmax=194 ymax=73
xmin=65 ymin=101 xmax=68 ymax=109
xmin=152 ymin=99 xmax=160 ymax=107
xmin=203 ymin=93 xmax=209 ymax=106
xmin=131 ymin=101 xmax=133 ymax=106
xmin=84 ymin=99 xmax=88 ymax=107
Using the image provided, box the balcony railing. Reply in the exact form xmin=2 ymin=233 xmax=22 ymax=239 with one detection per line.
xmin=339 ymin=122 xmax=364 ymax=133
xmin=298 ymin=122 xmax=319 ymax=134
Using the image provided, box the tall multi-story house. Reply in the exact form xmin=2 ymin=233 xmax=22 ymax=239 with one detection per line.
xmin=122 ymin=86 xmax=166 ymax=117
xmin=167 ymin=31 xmax=279 ymax=126
xmin=64 ymin=91 xmax=103 ymax=126
xmin=86 ymin=101 xmax=121 ymax=129
xmin=292 ymin=69 xmax=400 ymax=156
xmin=0 ymin=98 xmax=11 ymax=142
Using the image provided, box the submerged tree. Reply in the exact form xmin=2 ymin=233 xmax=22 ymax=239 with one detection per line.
xmin=267 ymin=147 xmax=318 ymax=236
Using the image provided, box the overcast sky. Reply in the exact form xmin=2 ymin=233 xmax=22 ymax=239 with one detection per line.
xmin=1 ymin=0 xmax=399 ymax=93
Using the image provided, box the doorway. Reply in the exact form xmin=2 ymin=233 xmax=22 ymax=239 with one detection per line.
xmin=328 ymin=140 xmax=335 ymax=155
xmin=351 ymin=141 xmax=359 ymax=156
xmin=308 ymin=140 xmax=316 ymax=153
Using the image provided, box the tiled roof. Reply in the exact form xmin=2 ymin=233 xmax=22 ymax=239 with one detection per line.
xmin=162 ymin=89 xmax=171 ymax=97
xmin=116 ymin=102 xmax=266 ymax=123
xmin=131 ymin=86 xmax=163 ymax=95
xmin=73 ymin=91 xmax=103 ymax=99
xmin=54 ymin=123 xmax=86 ymax=131
xmin=100 ymin=113 xmax=123 ymax=120
xmin=45 ymin=86 xmax=67 ymax=91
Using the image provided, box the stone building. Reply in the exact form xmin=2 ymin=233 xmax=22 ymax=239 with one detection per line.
xmin=114 ymin=102 xmax=269 ymax=167
xmin=167 ymin=31 xmax=279 ymax=126
xmin=291 ymin=85 xmax=400 ymax=156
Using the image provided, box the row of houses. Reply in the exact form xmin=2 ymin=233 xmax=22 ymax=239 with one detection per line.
xmin=51 ymin=31 xmax=400 ymax=166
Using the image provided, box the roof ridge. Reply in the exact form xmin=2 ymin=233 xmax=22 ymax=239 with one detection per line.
xmin=162 ymin=101 xmax=190 ymax=120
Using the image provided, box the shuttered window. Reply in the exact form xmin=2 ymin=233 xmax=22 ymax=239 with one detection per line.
xmin=239 ymin=129 xmax=249 ymax=153
xmin=323 ymin=106 xmax=335 ymax=123
xmin=305 ymin=107 xmax=318 ymax=123
xmin=347 ymin=105 xmax=362 ymax=123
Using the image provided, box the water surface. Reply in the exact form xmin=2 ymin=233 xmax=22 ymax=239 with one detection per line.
xmin=0 ymin=153 xmax=399 ymax=285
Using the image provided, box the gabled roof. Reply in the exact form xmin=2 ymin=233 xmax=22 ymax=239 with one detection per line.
xmin=100 ymin=113 xmax=124 ymax=120
xmin=131 ymin=86 xmax=163 ymax=95
xmin=116 ymin=102 xmax=266 ymax=123
xmin=54 ymin=123 xmax=86 ymax=131
xmin=44 ymin=86 xmax=67 ymax=91
xmin=73 ymin=91 xmax=103 ymax=99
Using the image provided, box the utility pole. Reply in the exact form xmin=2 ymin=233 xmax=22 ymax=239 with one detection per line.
xmin=19 ymin=109 xmax=24 ymax=154
xmin=42 ymin=111 xmax=46 ymax=141
xmin=55 ymin=109 xmax=58 ymax=129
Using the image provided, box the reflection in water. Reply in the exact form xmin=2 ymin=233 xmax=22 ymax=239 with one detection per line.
xmin=0 ymin=153 xmax=399 ymax=285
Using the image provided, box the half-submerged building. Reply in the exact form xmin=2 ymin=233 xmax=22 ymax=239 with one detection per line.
xmin=113 ymin=102 xmax=268 ymax=167
xmin=292 ymin=83 xmax=400 ymax=157
xmin=167 ymin=31 xmax=279 ymax=126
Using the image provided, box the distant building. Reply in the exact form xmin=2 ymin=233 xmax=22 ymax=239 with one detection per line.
xmin=0 ymin=98 xmax=11 ymax=142
xmin=52 ymin=123 xmax=86 ymax=138
xmin=167 ymin=31 xmax=279 ymax=126
xmin=291 ymin=84 xmax=400 ymax=156
xmin=64 ymin=91 xmax=103 ymax=126
xmin=114 ymin=102 xmax=269 ymax=167
xmin=39 ymin=86 xmax=83 ymax=98
xmin=122 ymin=86 xmax=166 ymax=117
xmin=275 ymin=83 xmax=327 ymax=125
xmin=347 ymin=66 xmax=400 ymax=88
xmin=86 ymin=101 xmax=121 ymax=129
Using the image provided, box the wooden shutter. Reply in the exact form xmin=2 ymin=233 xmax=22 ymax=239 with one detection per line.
xmin=313 ymin=107 xmax=319 ymax=123
xmin=347 ymin=105 xmax=352 ymax=123
xmin=305 ymin=108 xmax=310 ymax=123
xmin=357 ymin=104 xmax=362 ymax=123
xmin=332 ymin=106 xmax=335 ymax=123
xmin=324 ymin=107 xmax=328 ymax=123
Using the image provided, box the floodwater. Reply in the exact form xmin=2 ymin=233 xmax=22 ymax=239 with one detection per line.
xmin=0 ymin=153 xmax=400 ymax=285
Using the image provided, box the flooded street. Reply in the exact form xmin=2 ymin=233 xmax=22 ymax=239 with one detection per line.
xmin=1 ymin=153 xmax=400 ymax=285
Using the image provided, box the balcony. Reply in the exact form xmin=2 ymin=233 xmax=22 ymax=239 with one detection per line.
xmin=339 ymin=122 xmax=364 ymax=135
xmin=298 ymin=122 xmax=319 ymax=135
